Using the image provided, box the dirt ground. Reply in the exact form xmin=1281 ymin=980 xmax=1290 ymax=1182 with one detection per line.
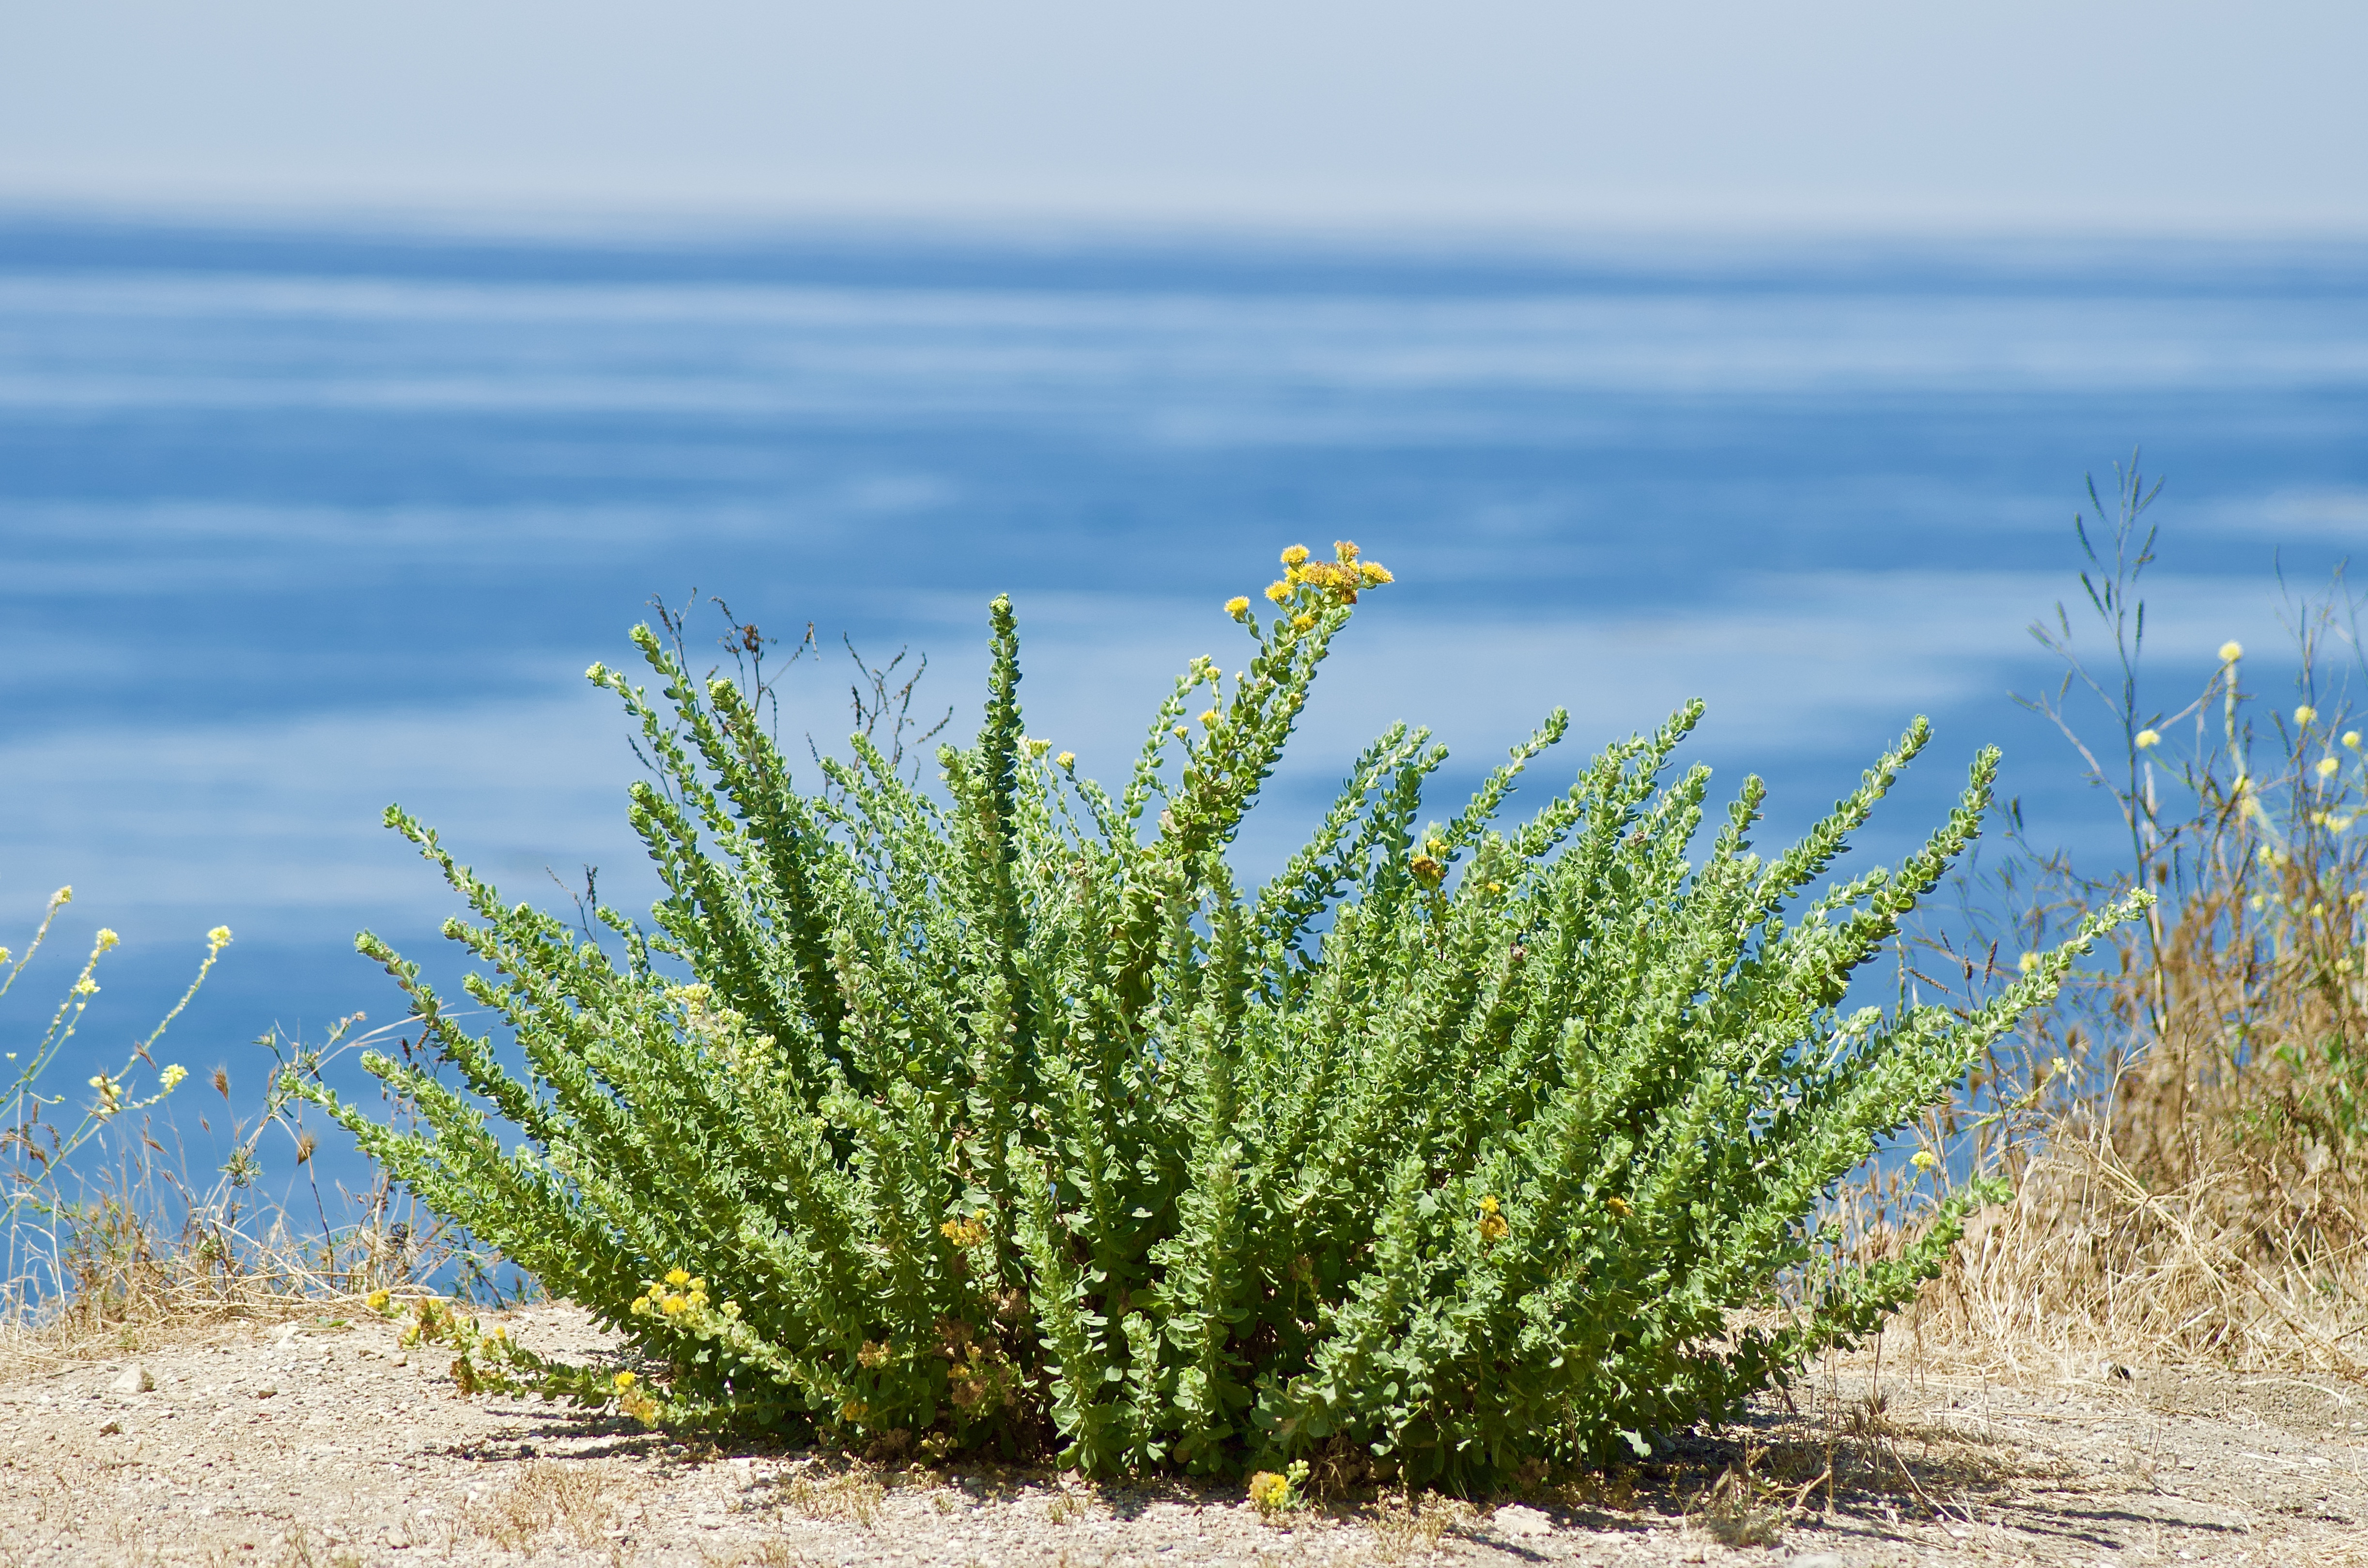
xmin=3 ymin=1304 xmax=2365 ymax=1568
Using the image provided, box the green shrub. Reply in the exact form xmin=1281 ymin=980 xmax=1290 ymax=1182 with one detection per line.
xmin=306 ymin=542 xmax=2137 ymax=1486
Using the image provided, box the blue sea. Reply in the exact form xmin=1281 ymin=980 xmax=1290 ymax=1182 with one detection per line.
xmin=4 ymin=213 xmax=2366 ymax=1214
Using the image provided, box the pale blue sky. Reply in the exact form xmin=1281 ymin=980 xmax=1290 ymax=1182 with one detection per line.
xmin=2 ymin=1 xmax=2362 ymax=234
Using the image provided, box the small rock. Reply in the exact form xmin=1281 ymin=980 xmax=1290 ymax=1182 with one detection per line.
xmin=110 ymin=1364 xmax=155 ymax=1394
xmin=2099 ymin=1359 xmax=2134 ymax=1380
xmin=98 ymin=1419 xmax=123 ymax=1435
xmin=1492 ymin=1504 xmax=1555 ymax=1537
xmin=256 ymin=1387 xmax=278 ymax=1399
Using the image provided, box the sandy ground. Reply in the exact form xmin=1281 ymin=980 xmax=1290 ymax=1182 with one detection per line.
xmin=3 ymin=1305 xmax=2365 ymax=1568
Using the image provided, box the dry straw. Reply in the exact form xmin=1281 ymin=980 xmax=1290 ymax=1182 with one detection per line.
xmin=1883 ymin=460 xmax=2368 ymax=1379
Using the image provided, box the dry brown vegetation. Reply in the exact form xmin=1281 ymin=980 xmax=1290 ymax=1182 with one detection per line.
xmin=1878 ymin=492 xmax=2368 ymax=1384
xmin=468 ymin=1458 xmax=623 ymax=1552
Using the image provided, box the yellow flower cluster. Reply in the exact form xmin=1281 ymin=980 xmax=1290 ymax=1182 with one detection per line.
xmin=610 ymin=1368 xmax=659 ymax=1422
xmin=1252 ymin=540 xmax=1395 ymax=626
xmin=1476 ymin=1194 xmax=1509 ymax=1243
xmin=1246 ymin=1460 xmax=1310 ymax=1520
xmin=630 ymin=1265 xmax=729 ymax=1324
xmin=941 ymin=1214 xmax=991 ymax=1250
xmin=1911 ymin=1149 xmax=1938 ymax=1171
xmin=1409 ymin=834 xmax=1448 ymax=889
xmin=87 ymin=1071 xmax=122 ymax=1117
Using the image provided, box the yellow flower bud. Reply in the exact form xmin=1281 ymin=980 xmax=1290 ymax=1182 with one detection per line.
xmin=2134 ymin=729 xmax=2160 ymax=750
xmin=94 ymin=928 xmax=120 ymax=952
xmin=1224 ymin=595 xmax=1251 ymax=619
xmin=1263 ymin=580 xmax=1291 ymax=604
xmin=2219 ymin=640 xmax=2244 ymax=663
xmin=2297 ymin=705 xmax=2320 ymax=726
xmin=207 ymin=925 xmax=233 ymax=948
xmin=2018 ymin=952 xmax=2042 ymax=975
xmin=1911 ymin=1150 xmax=1938 ymax=1171
xmin=1055 ymin=751 xmax=1075 ymax=770
xmin=1280 ymin=544 xmax=1311 ymax=567
xmin=2319 ymin=756 xmax=2340 ymax=778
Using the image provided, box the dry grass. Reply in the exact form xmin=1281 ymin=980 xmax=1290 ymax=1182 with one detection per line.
xmin=1689 ymin=1458 xmax=1786 ymax=1548
xmin=779 ymin=1461 xmax=886 ymax=1528
xmin=0 ymin=1196 xmax=424 ymax=1386
xmin=1860 ymin=517 xmax=2368 ymax=1387
xmin=470 ymin=1458 xmax=623 ymax=1551
xmin=261 ymin=1521 xmax=368 ymax=1568
xmin=5 ymin=1012 xmax=453 ymax=1384
xmin=1363 ymin=1492 xmax=1473 ymax=1564
xmin=1912 ymin=1118 xmax=2368 ymax=1378
xmin=698 ymin=1542 xmax=814 ymax=1568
